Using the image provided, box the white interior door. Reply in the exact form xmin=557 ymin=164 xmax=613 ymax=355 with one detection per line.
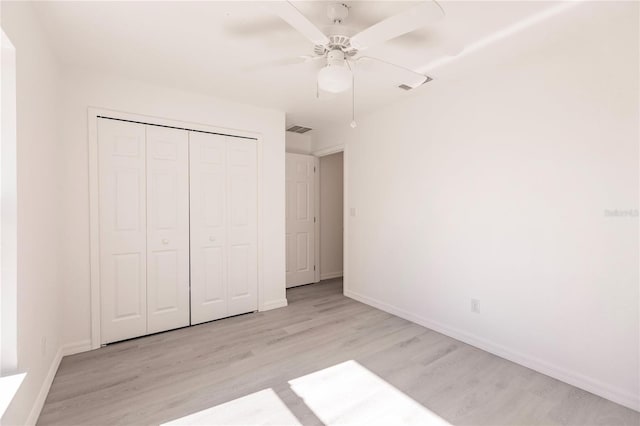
xmin=98 ymin=118 xmax=147 ymax=344
xmin=189 ymin=132 xmax=257 ymax=324
xmin=146 ymin=125 xmax=190 ymax=333
xmin=286 ymin=153 xmax=317 ymax=288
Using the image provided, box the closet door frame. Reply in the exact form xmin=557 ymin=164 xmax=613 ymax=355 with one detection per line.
xmin=88 ymin=107 xmax=263 ymax=349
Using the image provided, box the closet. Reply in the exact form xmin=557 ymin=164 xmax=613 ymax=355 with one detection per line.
xmin=97 ymin=117 xmax=257 ymax=344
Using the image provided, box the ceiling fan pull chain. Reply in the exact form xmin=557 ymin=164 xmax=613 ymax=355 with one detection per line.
xmin=347 ymin=61 xmax=357 ymax=128
xmin=351 ymin=73 xmax=357 ymax=128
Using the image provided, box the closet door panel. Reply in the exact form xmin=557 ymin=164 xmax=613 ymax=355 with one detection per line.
xmin=227 ymin=138 xmax=258 ymax=316
xmin=190 ymin=132 xmax=228 ymax=324
xmin=146 ymin=126 xmax=190 ymax=333
xmin=98 ymin=118 xmax=147 ymax=344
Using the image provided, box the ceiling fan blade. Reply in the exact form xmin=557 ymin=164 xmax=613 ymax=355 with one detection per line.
xmin=355 ymin=56 xmax=431 ymax=89
xmin=266 ymin=1 xmax=329 ymax=46
xmin=243 ymin=55 xmax=323 ymax=73
xmin=440 ymin=39 xmax=465 ymax=57
xmin=350 ymin=1 xmax=445 ymax=51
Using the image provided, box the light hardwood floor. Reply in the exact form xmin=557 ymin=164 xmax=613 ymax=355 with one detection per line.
xmin=39 ymin=279 xmax=639 ymax=425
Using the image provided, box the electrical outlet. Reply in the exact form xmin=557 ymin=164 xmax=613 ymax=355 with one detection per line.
xmin=471 ymin=299 xmax=480 ymax=314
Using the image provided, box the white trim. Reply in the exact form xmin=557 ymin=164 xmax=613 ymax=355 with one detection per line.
xmin=88 ymin=107 xmax=264 ymax=349
xmin=344 ymin=289 xmax=640 ymax=412
xmin=259 ymin=298 xmax=288 ymax=311
xmin=313 ymin=144 xmax=348 ymax=295
xmin=1 ymin=29 xmax=18 ymax=374
xmin=88 ymin=109 xmax=100 ymax=350
xmin=62 ymin=340 xmax=92 ymax=357
xmin=320 ymin=272 xmax=343 ymax=280
xmin=313 ymin=156 xmax=320 ymax=283
xmin=89 ymin=108 xmax=260 ymax=140
xmin=312 ymin=144 xmax=345 ymax=157
xmin=25 ymin=347 xmax=62 ymax=426
xmin=342 ymin=146 xmax=348 ymax=295
xmin=24 ymin=339 xmax=95 ymax=425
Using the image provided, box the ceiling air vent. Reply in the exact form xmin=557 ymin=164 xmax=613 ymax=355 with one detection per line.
xmin=287 ymin=125 xmax=312 ymax=134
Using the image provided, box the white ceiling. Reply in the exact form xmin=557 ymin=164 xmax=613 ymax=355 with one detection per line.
xmin=33 ymin=1 xmax=559 ymax=131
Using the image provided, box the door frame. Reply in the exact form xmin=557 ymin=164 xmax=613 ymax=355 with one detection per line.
xmin=88 ymin=107 xmax=264 ymax=349
xmin=314 ymin=155 xmax=320 ymax=283
xmin=312 ymin=144 xmax=348 ymax=294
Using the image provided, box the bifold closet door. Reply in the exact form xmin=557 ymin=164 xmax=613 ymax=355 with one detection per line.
xmin=99 ymin=119 xmax=190 ymax=344
xmin=189 ymin=132 xmax=258 ymax=325
xmin=146 ymin=126 xmax=190 ymax=333
xmin=226 ymin=137 xmax=258 ymax=316
xmin=98 ymin=118 xmax=148 ymax=344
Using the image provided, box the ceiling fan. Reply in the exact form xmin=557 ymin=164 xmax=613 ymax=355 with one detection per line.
xmin=264 ymin=1 xmax=445 ymax=96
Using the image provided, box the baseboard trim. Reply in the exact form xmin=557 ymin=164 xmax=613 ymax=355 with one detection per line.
xmin=260 ymin=298 xmax=288 ymax=312
xmin=344 ymin=289 xmax=640 ymax=412
xmin=62 ymin=340 xmax=93 ymax=356
xmin=320 ymin=272 xmax=343 ymax=280
xmin=25 ymin=347 xmax=62 ymax=426
xmin=24 ymin=339 xmax=94 ymax=425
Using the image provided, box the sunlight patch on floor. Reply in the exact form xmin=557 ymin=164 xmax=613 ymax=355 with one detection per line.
xmin=289 ymin=360 xmax=451 ymax=426
xmin=161 ymin=360 xmax=450 ymax=425
xmin=161 ymin=388 xmax=301 ymax=426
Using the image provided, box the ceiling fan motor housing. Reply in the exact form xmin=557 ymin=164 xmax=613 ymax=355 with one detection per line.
xmin=326 ymin=49 xmax=346 ymax=66
xmin=314 ymin=35 xmax=358 ymax=57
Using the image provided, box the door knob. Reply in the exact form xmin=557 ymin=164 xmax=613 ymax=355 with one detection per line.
xmin=162 ymin=239 xmax=169 ymax=245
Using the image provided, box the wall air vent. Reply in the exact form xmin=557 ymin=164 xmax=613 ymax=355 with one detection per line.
xmin=398 ymin=76 xmax=434 ymax=91
xmin=287 ymin=125 xmax=313 ymax=134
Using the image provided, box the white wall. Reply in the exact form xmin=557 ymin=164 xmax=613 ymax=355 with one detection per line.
xmin=1 ymin=29 xmax=18 ymax=375
xmin=1 ymin=2 xmax=63 ymax=424
xmin=313 ymin=1 xmax=639 ymax=410
xmin=319 ymin=152 xmax=343 ymax=279
xmin=285 ymin=132 xmax=312 ymax=154
xmin=59 ymin=71 xmax=287 ymax=350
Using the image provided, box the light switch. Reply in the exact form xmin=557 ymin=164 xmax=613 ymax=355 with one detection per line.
xmin=350 ymin=207 xmax=357 ymax=217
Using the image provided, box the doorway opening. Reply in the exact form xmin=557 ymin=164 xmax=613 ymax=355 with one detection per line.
xmin=318 ymin=151 xmax=344 ymax=282
xmin=285 ymin=147 xmax=345 ymax=291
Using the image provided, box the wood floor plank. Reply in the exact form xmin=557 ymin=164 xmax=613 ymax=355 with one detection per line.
xmin=38 ymin=279 xmax=639 ymax=426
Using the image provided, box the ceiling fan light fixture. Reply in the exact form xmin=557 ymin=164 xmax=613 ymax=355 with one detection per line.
xmin=317 ymin=49 xmax=352 ymax=94
xmin=317 ymin=64 xmax=352 ymax=93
